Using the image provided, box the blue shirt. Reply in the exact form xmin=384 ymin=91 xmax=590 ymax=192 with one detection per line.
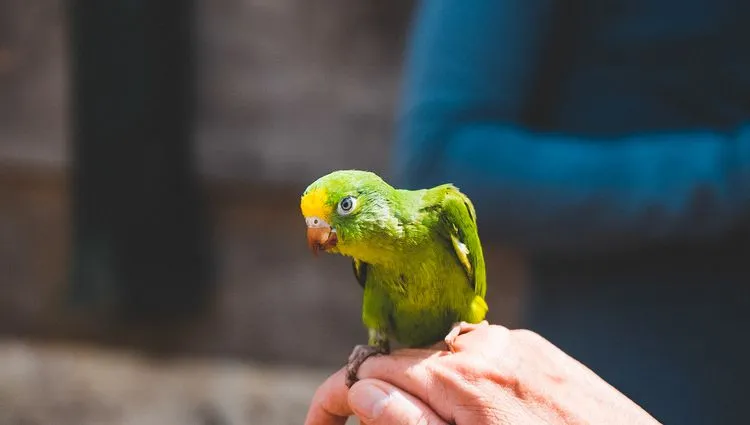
xmin=392 ymin=0 xmax=750 ymax=256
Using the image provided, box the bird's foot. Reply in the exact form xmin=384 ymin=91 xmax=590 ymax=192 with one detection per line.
xmin=444 ymin=320 xmax=488 ymax=353
xmin=346 ymin=344 xmax=389 ymax=388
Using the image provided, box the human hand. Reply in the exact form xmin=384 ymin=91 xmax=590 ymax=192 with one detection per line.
xmin=304 ymin=322 xmax=661 ymax=424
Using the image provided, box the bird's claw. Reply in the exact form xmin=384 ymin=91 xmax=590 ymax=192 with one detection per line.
xmin=346 ymin=344 xmax=388 ymax=388
xmin=444 ymin=320 xmax=488 ymax=353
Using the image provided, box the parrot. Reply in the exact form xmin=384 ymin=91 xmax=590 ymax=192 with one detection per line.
xmin=300 ymin=170 xmax=488 ymax=387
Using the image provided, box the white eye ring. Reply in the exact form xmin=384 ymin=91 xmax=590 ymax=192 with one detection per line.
xmin=337 ymin=196 xmax=356 ymax=215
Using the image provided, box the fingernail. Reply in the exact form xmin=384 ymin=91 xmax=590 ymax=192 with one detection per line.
xmin=349 ymin=383 xmax=390 ymax=419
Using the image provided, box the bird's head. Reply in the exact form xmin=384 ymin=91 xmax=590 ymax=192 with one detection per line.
xmin=300 ymin=170 xmax=401 ymax=261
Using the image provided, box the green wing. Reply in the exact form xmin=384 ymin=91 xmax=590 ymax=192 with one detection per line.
xmin=427 ymin=184 xmax=487 ymax=299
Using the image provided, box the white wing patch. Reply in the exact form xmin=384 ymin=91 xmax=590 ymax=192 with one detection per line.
xmin=451 ymin=235 xmax=472 ymax=277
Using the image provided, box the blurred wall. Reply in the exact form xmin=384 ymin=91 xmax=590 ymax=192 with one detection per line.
xmin=0 ymin=0 xmax=66 ymax=167
xmin=196 ymin=0 xmax=410 ymax=183
xmin=0 ymin=0 xmax=524 ymax=368
xmin=0 ymin=0 xmax=408 ymax=177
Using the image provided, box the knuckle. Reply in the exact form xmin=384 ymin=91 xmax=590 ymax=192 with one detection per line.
xmin=512 ymin=328 xmax=546 ymax=346
xmin=486 ymin=324 xmax=510 ymax=337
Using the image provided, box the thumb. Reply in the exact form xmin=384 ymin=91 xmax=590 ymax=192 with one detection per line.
xmin=348 ymin=379 xmax=448 ymax=425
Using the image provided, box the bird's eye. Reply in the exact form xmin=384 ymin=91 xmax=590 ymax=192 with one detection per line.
xmin=337 ymin=196 xmax=356 ymax=215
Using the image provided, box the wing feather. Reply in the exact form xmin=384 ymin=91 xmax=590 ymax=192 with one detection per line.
xmin=431 ymin=185 xmax=486 ymax=299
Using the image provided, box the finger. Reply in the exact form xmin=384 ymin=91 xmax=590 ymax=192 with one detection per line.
xmin=349 ymin=379 xmax=449 ymax=425
xmin=356 ymin=336 xmax=515 ymax=421
xmin=429 ymin=320 xmax=490 ymax=351
xmin=450 ymin=323 xmax=510 ymax=355
xmin=444 ymin=320 xmax=492 ymax=352
xmin=304 ymin=348 xmax=449 ymax=424
xmin=304 ymin=368 xmax=353 ymax=425
xmin=454 ymin=320 xmax=490 ymax=335
xmin=354 ymin=349 xmax=455 ymax=419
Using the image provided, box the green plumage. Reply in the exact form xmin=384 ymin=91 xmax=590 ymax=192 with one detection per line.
xmin=302 ymin=170 xmax=488 ymax=349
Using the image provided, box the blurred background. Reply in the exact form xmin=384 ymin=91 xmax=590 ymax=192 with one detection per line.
xmin=0 ymin=1 xmax=524 ymax=424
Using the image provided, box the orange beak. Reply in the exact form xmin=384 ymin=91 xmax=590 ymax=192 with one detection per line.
xmin=305 ymin=217 xmax=338 ymax=255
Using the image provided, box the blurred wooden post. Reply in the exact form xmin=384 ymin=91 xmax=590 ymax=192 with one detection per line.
xmin=68 ymin=0 xmax=213 ymax=322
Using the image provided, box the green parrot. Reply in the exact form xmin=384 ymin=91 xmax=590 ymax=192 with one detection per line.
xmin=300 ymin=170 xmax=488 ymax=386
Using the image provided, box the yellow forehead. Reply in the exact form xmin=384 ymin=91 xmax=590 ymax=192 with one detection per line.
xmin=300 ymin=188 xmax=332 ymax=220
